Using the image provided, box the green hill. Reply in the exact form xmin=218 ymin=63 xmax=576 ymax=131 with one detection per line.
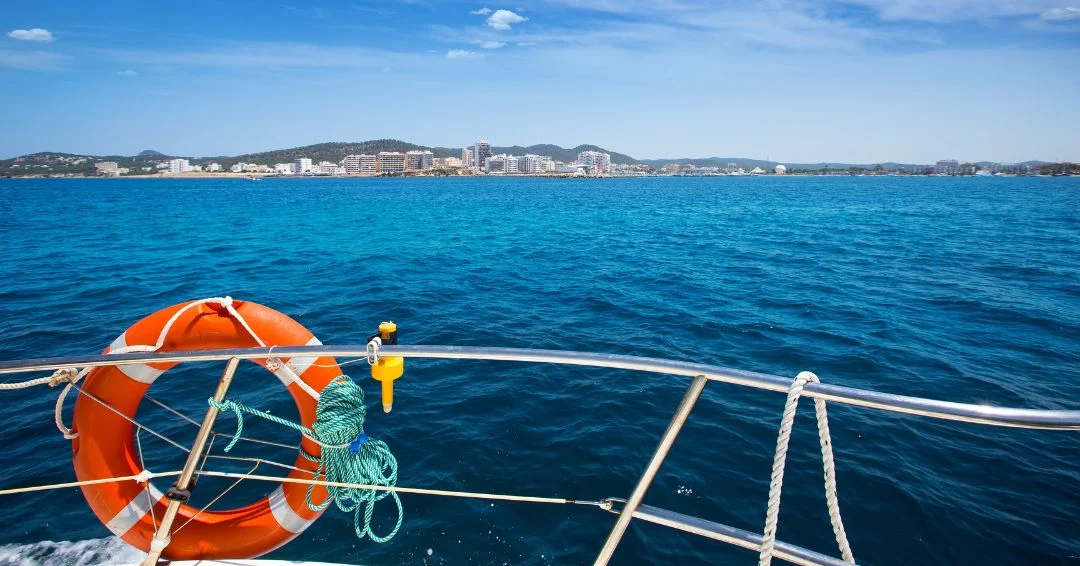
xmin=213 ymin=140 xmax=458 ymax=168
xmin=491 ymin=144 xmax=637 ymax=164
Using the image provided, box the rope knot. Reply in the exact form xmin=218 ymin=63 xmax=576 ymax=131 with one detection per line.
xmin=48 ymin=368 xmax=78 ymax=387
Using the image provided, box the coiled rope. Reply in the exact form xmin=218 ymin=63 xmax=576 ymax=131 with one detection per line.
xmin=210 ymin=375 xmax=403 ymax=543
xmin=759 ymin=371 xmax=854 ymax=565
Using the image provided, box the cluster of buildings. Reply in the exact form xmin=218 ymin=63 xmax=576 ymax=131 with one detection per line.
xmin=463 ymin=141 xmax=616 ymax=176
xmin=662 ymin=163 xmax=782 ymax=176
xmin=140 ymin=141 xmax=621 ymax=177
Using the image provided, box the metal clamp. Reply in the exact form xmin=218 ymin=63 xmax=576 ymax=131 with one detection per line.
xmin=366 ymin=337 xmax=382 ymax=365
xmin=599 ymin=497 xmax=626 ymax=514
xmin=165 ymin=486 xmax=191 ymax=503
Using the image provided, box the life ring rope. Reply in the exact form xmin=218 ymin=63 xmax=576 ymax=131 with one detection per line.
xmin=54 ymin=296 xmax=319 ymax=440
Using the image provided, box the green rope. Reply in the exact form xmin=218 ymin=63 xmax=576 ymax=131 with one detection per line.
xmin=209 ymin=375 xmax=403 ymax=542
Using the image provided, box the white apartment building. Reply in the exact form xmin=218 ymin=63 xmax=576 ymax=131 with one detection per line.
xmin=274 ymin=163 xmax=294 ymax=174
xmin=207 ymin=163 xmax=222 ymax=172
xmin=294 ymin=158 xmax=313 ymax=175
xmin=406 ymin=150 xmax=434 ymax=170
xmin=474 ymin=140 xmax=492 ymax=169
xmin=577 ymin=151 xmax=611 ymax=175
xmin=435 ymin=157 xmax=464 ymax=168
xmin=359 ymin=154 xmax=377 ymax=174
xmin=95 ymin=162 xmax=119 ymax=174
xmin=167 ymin=158 xmax=191 ymax=173
xmin=485 ymin=154 xmax=519 ymax=174
xmin=517 ymin=154 xmax=554 ymax=174
xmin=462 ymin=148 xmax=474 ymax=168
xmin=343 ymin=155 xmax=362 ymax=174
xmin=317 ymin=161 xmax=343 ymax=175
xmin=934 ymin=159 xmax=960 ymax=175
xmin=377 ymin=152 xmax=405 ymax=173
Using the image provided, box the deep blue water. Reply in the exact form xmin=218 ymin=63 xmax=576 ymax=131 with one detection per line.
xmin=0 ymin=176 xmax=1078 ymax=565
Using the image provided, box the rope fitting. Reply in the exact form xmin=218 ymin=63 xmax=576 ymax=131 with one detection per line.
xmin=48 ymin=368 xmax=78 ymax=387
xmin=165 ymin=486 xmax=191 ymax=503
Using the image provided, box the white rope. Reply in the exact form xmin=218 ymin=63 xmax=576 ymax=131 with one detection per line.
xmin=0 ymin=466 xmax=602 ymax=508
xmin=43 ymin=296 xmax=325 ymax=440
xmin=0 ymin=470 xmax=182 ymax=496
xmin=759 ymin=371 xmax=855 ymax=566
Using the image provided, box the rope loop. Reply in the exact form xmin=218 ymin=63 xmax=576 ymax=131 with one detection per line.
xmin=759 ymin=371 xmax=854 ymax=566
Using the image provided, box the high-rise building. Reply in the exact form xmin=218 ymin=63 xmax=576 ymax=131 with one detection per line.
xmin=485 ymin=154 xmax=519 ymax=174
xmin=462 ymin=147 xmax=474 ymax=168
xmin=406 ymin=150 xmax=434 ymax=170
xmin=343 ymin=155 xmax=362 ymax=174
xmin=934 ymin=159 xmax=960 ymax=175
xmin=343 ymin=154 xmax=378 ymax=174
xmin=294 ymin=158 xmax=313 ymax=175
xmin=377 ymin=152 xmax=405 ymax=173
xmin=517 ymin=154 xmax=547 ymax=174
xmin=359 ymin=155 xmax=377 ymax=174
xmin=577 ymin=151 xmax=611 ymax=175
xmin=474 ymin=140 xmax=492 ymax=169
xmin=167 ymin=158 xmax=191 ymax=173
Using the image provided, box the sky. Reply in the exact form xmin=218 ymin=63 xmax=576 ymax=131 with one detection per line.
xmin=2 ymin=1 xmax=1079 ymax=163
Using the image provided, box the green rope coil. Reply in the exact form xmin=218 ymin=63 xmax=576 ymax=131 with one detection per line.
xmin=209 ymin=375 xmax=403 ymax=542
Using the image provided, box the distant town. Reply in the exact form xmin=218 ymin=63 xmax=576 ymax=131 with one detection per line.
xmin=2 ymin=139 xmax=1077 ymax=178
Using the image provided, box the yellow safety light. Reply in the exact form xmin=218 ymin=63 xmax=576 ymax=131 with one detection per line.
xmin=371 ymin=321 xmax=403 ymax=413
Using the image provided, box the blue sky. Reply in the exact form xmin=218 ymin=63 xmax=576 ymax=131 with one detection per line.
xmin=2 ymin=1 xmax=1078 ymax=163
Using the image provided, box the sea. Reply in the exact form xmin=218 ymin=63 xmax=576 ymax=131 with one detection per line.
xmin=0 ymin=176 xmax=1077 ymax=565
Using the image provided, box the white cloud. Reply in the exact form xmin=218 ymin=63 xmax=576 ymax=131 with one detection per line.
xmin=471 ymin=7 xmax=493 ymax=15
xmin=486 ymin=9 xmax=527 ymax=30
xmin=7 ymin=28 xmax=54 ymax=43
xmin=117 ymin=69 xmax=138 ymax=76
xmin=480 ymin=40 xmax=506 ymax=48
xmin=1042 ymin=6 xmax=1080 ymax=19
xmin=445 ymin=49 xmax=481 ymax=59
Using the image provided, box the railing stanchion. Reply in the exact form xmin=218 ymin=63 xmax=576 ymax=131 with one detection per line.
xmin=140 ymin=357 xmax=241 ymax=565
xmin=594 ymin=375 xmax=708 ymax=565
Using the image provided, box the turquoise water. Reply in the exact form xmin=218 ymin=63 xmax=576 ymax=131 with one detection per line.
xmin=0 ymin=176 xmax=1078 ymax=565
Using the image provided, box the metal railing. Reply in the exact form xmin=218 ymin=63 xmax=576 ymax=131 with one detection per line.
xmin=2 ymin=345 xmax=1078 ymax=565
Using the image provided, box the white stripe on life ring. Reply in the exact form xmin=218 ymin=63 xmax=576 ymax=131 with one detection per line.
xmin=286 ymin=336 xmax=323 ymax=376
xmin=104 ymin=483 xmax=164 ymax=537
xmin=267 ymin=486 xmax=316 ymax=534
xmin=106 ymin=332 xmax=165 ymax=384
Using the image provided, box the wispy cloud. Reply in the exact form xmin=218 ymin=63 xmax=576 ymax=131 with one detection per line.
xmin=0 ymin=48 xmax=65 ymax=70
xmin=1042 ymin=6 xmax=1080 ymax=20
xmin=470 ymin=7 xmax=493 ymax=15
xmin=117 ymin=69 xmax=138 ymax=76
xmin=89 ymin=42 xmax=432 ymax=71
xmin=487 ymin=9 xmax=527 ymax=30
xmin=480 ymin=40 xmax=506 ymax=48
xmin=7 ymin=28 xmax=55 ymax=43
xmin=445 ymin=49 xmax=482 ymax=59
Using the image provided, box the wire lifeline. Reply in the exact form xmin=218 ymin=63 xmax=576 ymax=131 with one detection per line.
xmin=209 ymin=374 xmax=403 ymax=543
xmin=759 ymin=371 xmax=854 ymax=566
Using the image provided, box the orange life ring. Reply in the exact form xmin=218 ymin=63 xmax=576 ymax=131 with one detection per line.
xmin=71 ymin=299 xmax=341 ymax=560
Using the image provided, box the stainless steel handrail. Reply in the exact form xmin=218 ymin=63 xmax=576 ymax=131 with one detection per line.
xmin=3 ymin=343 xmax=1077 ymax=564
xmin=2 ymin=345 xmax=1078 ymax=430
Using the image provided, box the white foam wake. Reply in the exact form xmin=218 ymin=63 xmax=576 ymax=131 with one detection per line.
xmin=0 ymin=537 xmax=145 ymax=566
